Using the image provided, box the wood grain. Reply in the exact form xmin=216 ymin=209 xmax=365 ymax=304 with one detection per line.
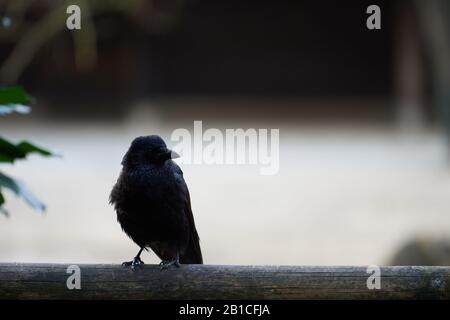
xmin=0 ymin=263 xmax=449 ymax=299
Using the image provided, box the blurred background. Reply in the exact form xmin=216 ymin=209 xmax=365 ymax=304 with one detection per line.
xmin=1 ymin=0 xmax=450 ymax=266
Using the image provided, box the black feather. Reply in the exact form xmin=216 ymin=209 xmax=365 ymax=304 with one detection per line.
xmin=110 ymin=135 xmax=203 ymax=264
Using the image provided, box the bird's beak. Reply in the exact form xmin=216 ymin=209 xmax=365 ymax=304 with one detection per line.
xmin=170 ymin=149 xmax=180 ymax=159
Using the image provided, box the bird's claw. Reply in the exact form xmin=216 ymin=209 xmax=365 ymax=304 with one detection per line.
xmin=122 ymin=256 xmax=144 ymax=271
xmin=159 ymin=258 xmax=180 ymax=271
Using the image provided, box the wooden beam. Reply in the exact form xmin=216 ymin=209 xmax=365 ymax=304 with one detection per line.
xmin=0 ymin=264 xmax=449 ymax=299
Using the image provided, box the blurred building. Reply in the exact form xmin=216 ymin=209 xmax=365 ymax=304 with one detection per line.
xmin=0 ymin=0 xmax=437 ymax=124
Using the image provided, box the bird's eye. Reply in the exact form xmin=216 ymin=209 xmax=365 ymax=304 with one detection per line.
xmin=147 ymin=147 xmax=159 ymax=154
xmin=146 ymin=147 xmax=164 ymax=158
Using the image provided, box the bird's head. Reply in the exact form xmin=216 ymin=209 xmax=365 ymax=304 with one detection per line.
xmin=121 ymin=135 xmax=180 ymax=168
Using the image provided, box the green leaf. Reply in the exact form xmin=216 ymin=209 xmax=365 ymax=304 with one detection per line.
xmin=0 ymin=86 xmax=31 ymax=106
xmin=0 ymin=86 xmax=32 ymax=116
xmin=0 ymin=138 xmax=54 ymax=163
xmin=0 ymin=172 xmax=45 ymax=212
xmin=16 ymin=141 xmax=53 ymax=157
xmin=0 ymin=137 xmax=26 ymax=163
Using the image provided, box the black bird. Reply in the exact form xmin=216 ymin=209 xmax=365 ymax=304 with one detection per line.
xmin=110 ymin=135 xmax=203 ymax=269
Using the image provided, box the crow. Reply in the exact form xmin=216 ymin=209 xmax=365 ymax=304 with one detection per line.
xmin=110 ymin=135 xmax=203 ymax=270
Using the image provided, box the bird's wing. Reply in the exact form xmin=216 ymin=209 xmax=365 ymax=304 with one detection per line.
xmin=173 ymin=164 xmax=203 ymax=264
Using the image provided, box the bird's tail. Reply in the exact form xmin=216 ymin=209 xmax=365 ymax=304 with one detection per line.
xmin=180 ymin=233 xmax=203 ymax=264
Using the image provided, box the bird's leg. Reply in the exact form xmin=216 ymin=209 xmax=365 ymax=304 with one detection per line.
xmin=122 ymin=247 xmax=145 ymax=270
xmin=160 ymin=251 xmax=180 ymax=271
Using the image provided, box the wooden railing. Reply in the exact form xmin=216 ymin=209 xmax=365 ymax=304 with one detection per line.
xmin=0 ymin=263 xmax=449 ymax=299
